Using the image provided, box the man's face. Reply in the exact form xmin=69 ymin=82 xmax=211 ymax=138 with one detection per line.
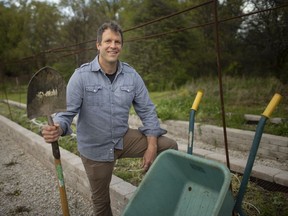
xmin=97 ymin=28 xmax=122 ymax=65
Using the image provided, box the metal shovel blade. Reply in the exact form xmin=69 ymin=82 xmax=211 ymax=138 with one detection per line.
xmin=27 ymin=66 xmax=66 ymax=119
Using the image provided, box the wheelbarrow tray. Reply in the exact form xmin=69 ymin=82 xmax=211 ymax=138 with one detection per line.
xmin=122 ymin=150 xmax=234 ymax=216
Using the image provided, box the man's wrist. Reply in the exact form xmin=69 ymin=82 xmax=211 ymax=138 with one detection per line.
xmin=147 ymin=136 xmax=157 ymax=148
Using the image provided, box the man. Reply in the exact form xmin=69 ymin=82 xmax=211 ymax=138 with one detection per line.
xmin=41 ymin=21 xmax=178 ymax=216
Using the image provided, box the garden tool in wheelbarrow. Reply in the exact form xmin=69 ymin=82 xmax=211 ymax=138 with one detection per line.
xmin=27 ymin=66 xmax=70 ymax=216
xmin=122 ymin=92 xmax=282 ymax=216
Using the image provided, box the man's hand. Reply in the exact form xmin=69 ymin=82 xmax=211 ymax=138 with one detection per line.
xmin=41 ymin=123 xmax=63 ymax=143
xmin=142 ymin=136 xmax=157 ymax=172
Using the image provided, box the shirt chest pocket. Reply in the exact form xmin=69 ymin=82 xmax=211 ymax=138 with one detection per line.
xmin=117 ymin=85 xmax=135 ymax=105
xmin=85 ymin=85 xmax=103 ymax=106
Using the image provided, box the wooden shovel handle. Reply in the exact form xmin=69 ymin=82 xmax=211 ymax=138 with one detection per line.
xmin=47 ymin=115 xmax=70 ymax=216
xmin=55 ymin=159 xmax=70 ymax=216
xmin=51 ymin=142 xmax=61 ymax=159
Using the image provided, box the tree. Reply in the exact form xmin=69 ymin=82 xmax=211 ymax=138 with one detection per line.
xmin=0 ymin=2 xmax=29 ymax=79
xmin=0 ymin=0 xmax=63 ymax=82
xmin=238 ymin=0 xmax=288 ymax=83
xmin=27 ymin=1 xmax=62 ymax=68
xmin=119 ymin=0 xmax=200 ymax=90
xmin=218 ymin=0 xmax=244 ymax=76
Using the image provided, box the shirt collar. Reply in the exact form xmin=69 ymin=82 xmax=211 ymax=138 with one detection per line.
xmin=91 ymin=55 xmax=101 ymax=72
xmin=91 ymin=55 xmax=122 ymax=74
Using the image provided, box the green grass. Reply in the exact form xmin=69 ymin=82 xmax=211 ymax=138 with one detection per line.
xmin=1 ymin=84 xmax=27 ymax=104
xmin=231 ymin=174 xmax=288 ymax=215
xmin=150 ymin=76 xmax=288 ymax=136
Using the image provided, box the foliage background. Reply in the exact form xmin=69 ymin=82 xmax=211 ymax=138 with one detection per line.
xmin=0 ymin=0 xmax=287 ymax=89
xmin=1 ymin=0 xmax=287 ymax=135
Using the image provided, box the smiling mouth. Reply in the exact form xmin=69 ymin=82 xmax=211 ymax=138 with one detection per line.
xmin=108 ymin=51 xmax=118 ymax=55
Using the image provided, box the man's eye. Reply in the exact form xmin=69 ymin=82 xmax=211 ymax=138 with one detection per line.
xmin=103 ymin=40 xmax=121 ymax=46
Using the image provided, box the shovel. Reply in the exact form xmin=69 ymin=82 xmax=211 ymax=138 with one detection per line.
xmin=27 ymin=66 xmax=70 ymax=216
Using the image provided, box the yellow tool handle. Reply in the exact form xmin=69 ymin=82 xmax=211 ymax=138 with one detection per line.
xmin=262 ymin=93 xmax=283 ymax=118
xmin=191 ymin=90 xmax=204 ymax=111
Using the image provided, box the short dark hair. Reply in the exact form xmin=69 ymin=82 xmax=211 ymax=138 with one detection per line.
xmin=97 ymin=21 xmax=123 ymax=45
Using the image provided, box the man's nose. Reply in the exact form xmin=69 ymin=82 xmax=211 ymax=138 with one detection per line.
xmin=110 ymin=41 xmax=117 ymax=47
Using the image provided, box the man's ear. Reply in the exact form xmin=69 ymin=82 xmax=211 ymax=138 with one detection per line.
xmin=96 ymin=42 xmax=100 ymax=50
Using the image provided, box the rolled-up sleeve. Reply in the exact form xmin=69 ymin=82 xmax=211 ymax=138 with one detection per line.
xmin=132 ymin=73 xmax=167 ymax=137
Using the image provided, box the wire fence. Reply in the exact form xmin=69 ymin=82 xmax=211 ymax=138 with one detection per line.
xmin=6 ymin=1 xmax=288 ymax=64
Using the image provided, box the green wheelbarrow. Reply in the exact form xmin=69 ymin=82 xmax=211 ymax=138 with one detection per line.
xmin=123 ymin=150 xmax=234 ymax=215
xmin=122 ymin=92 xmax=282 ymax=216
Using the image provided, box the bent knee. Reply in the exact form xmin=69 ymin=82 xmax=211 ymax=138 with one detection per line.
xmin=158 ymin=137 xmax=178 ymax=152
xmin=170 ymin=139 xmax=178 ymax=150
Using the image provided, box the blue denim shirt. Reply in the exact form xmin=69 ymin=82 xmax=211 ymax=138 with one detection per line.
xmin=54 ymin=56 xmax=167 ymax=161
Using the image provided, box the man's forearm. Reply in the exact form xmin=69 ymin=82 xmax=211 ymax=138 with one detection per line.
xmin=146 ymin=136 xmax=157 ymax=149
